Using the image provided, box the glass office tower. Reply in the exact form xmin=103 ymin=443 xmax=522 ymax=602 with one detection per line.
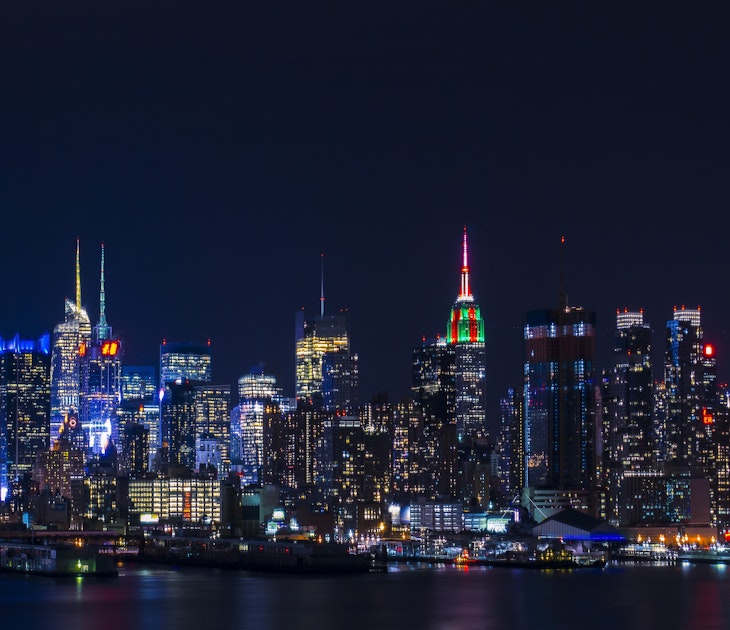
xmin=160 ymin=340 xmax=212 ymax=386
xmin=0 ymin=334 xmax=51 ymax=502
xmin=50 ymin=240 xmax=92 ymax=442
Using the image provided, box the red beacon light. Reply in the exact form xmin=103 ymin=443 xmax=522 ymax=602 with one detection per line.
xmin=704 ymin=344 xmax=715 ymax=358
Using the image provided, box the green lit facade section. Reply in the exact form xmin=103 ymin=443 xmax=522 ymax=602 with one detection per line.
xmin=447 ymin=303 xmax=485 ymax=344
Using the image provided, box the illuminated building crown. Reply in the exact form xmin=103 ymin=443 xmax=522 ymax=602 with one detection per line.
xmin=447 ymin=227 xmax=484 ymax=344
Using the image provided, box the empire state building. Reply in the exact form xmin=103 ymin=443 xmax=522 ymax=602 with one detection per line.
xmin=447 ymin=227 xmax=487 ymax=441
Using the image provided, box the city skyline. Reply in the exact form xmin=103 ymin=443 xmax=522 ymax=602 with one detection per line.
xmin=2 ymin=3 xmax=730 ymax=412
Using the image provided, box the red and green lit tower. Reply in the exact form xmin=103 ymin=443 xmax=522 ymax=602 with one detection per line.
xmin=447 ymin=227 xmax=486 ymax=441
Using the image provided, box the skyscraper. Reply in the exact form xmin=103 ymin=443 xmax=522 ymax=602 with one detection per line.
xmin=522 ymin=241 xmax=597 ymax=518
xmin=50 ymin=240 xmax=92 ymax=442
xmin=446 ymin=227 xmax=486 ymax=441
xmin=118 ymin=365 xmax=159 ymax=473
xmin=602 ymin=309 xmax=655 ymax=524
xmin=159 ymin=379 xmax=198 ymax=472
xmin=662 ymin=306 xmax=709 ymax=468
xmin=120 ymin=365 xmax=157 ymax=401
xmin=0 ymin=333 xmax=51 ymax=502
xmin=235 ymin=365 xmax=284 ymax=486
xmin=660 ymin=306 xmax=721 ymax=526
xmin=80 ymin=243 xmax=122 ymax=457
xmin=294 ymin=255 xmax=356 ymax=411
xmin=193 ymin=383 xmax=231 ymax=476
xmin=159 ymin=340 xmax=212 ymax=387
xmin=411 ymin=336 xmax=457 ymax=500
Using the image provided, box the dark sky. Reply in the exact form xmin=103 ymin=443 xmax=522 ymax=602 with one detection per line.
xmin=2 ymin=2 xmax=730 ymax=416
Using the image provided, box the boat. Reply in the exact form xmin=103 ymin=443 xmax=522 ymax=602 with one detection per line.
xmin=0 ymin=540 xmax=118 ymax=577
xmin=677 ymin=546 xmax=730 ymax=565
xmin=138 ymin=535 xmax=374 ymax=573
xmin=481 ymin=547 xmax=606 ymax=569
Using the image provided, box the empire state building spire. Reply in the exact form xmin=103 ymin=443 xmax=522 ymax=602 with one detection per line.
xmin=458 ymin=225 xmax=473 ymax=302
xmin=447 ymin=226 xmax=484 ymax=344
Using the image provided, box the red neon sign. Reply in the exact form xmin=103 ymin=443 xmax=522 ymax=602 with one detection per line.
xmin=101 ymin=340 xmax=119 ymax=356
xmin=703 ymin=408 xmax=714 ymax=425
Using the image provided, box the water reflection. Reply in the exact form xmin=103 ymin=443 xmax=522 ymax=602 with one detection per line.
xmin=2 ymin=562 xmax=730 ymax=630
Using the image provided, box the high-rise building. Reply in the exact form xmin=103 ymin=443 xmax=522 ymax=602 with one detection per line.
xmin=32 ymin=434 xmax=86 ymax=528
xmin=120 ymin=366 xmax=157 ymax=401
xmin=602 ymin=309 xmax=655 ymax=524
xmin=447 ymin=227 xmax=486 ymax=441
xmin=159 ymin=379 xmax=198 ymax=472
xmin=661 ymin=306 xmax=714 ymax=469
xmin=118 ymin=365 xmax=159 ymax=474
xmin=263 ymin=403 xmax=309 ymax=503
xmin=715 ymin=383 xmax=730 ymax=533
xmin=123 ymin=422 xmax=150 ymax=476
xmin=159 ymin=340 xmax=212 ymax=387
xmin=360 ymin=399 xmax=393 ymax=505
xmin=80 ymin=243 xmax=122 ymax=457
xmin=658 ymin=306 xmax=722 ymax=527
xmin=159 ymin=379 xmax=230 ymax=476
xmin=50 ymin=239 xmax=92 ymax=442
xmin=390 ymin=399 xmax=423 ymax=501
xmin=411 ymin=336 xmax=457 ymax=500
xmin=0 ymin=334 xmax=51 ymax=502
xmin=322 ymin=350 xmax=359 ymax=413
xmin=235 ymin=365 xmax=285 ymax=486
xmin=193 ymin=383 xmax=231 ymax=476
xmin=498 ymin=386 xmax=524 ymax=501
xmin=295 ymin=257 xmax=357 ymax=411
xmin=522 ymin=268 xmax=597 ymax=518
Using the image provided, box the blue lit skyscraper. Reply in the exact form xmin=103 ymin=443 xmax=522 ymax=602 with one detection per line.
xmin=0 ymin=334 xmax=51 ymax=502
xmin=522 ymin=239 xmax=597 ymax=518
xmin=662 ymin=306 xmax=706 ymax=467
xmin=160 ymin=340 xmax=212 ymax=387
xmin=120 ymin=366 xmax=157 ymax=402
xmin=81 ymin=243 xmax=122 ymax=457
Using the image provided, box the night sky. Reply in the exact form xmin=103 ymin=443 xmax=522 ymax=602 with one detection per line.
xmin=2 ymin=2 xmax=730 ymax=418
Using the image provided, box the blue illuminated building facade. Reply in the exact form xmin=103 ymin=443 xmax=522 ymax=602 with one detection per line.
xmin=81 ymin=243 xmax=122 ymax=458
xmin=522 ymin=302 xmax=597 ymax=518
xmin=0 ymin=334 xmax=51 ymax=503
xmin=160 ymin=341 xmax=212 ymax=387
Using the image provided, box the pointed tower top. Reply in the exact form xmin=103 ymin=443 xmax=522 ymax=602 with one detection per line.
xmin=75 ymin=238 xmax=82 ymax=311
xmin=447 ymin=226 xmax=483 ymax=344
xmin=96 ymin=241 xmax=111 ymax=340
xmin=559 ymin=235 xmax=567 ymax=310
xmin=320 ymin=252 xmax=325 ymax=318
xmin=457 ymin=225 xmax=473 ymax=302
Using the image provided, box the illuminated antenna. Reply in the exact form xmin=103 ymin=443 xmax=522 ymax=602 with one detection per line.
xmin=458 ymin=226 xmax=473 ymax=301
xmin=75 ymin=238 xmax=82 ymax=311
xmin=320 ymin=252 xmax=325 ymax=318
xmin=559 ymin=235 xmax=567 ymax=310
xmin=97 ymin=242 xmax=110 ymax=340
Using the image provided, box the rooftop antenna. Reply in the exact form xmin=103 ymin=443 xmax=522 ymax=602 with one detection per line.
xmin=458 ymin=225 xmax=473 ymax=302
xmin=75 ymin=238 xmax=82 ymax=312
xmin=559 ymin=235 xmax=567 ymax=310
xmin=320 ymin=252 xmax=325 ymax=318
xmin=97 ymin=242 xmax=110 ymax=340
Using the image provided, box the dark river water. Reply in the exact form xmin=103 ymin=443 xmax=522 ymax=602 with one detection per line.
xmin=2 ymin=560 xmax=730 ymax=630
